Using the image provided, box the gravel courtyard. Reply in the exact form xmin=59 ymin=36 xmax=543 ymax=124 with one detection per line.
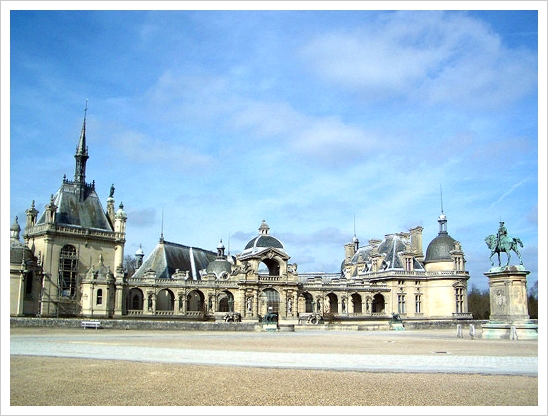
xmin=9 ymin=327 xmax=540 ymax=409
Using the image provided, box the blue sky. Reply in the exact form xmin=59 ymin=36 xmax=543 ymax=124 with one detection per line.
xmin=4 ymin=4 xmax=546 ymax=292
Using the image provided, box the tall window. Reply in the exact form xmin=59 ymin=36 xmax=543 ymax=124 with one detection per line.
xmin=398 ymin=294 xmax=406 ymax=314
xmin=96 ymin=289 xmax=103 ymax=305
xmin=455 ymin=287 xmax=464 ymax=313
xmin=405 ymin=258 xmax=412 ymax=271
xmin=59 ymin=245 xmax=78 ymax=298
xmin=25 ymin=272 xmax=33 ymax=297
xmin=415 ymin=294 xmax=422 ymax=313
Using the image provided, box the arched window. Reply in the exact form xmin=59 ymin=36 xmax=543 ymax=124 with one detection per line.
xmin=96 ymin=289 xmax=103 ymax=305
xmin=351 ymin=293 xmax=362 ymax=314
xmin=187 ymin=290 xmax=204 ymax=312
xmin=218 ymin=291 xmax=234 ymax=312
xmin=129 ymin=288 xmax=144 ymax=311
xmin=156 ymin=289 xmax=175 ymax=311
xmin=371 ymin=294 xmax=385 ymax=314
xmin=302 ymin=292 xmax=314 ymax=313
xmin=261 ymin=288 xmax=280 ymax=313
xmin=327 ymin=293 xmax=338 ymax=314
xmin=59 ymin=245 xmax=78 ymax=298
xmin=260 ymin=259 xmax=280 ymax=276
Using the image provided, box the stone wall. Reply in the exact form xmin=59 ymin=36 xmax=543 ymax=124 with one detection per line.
xmin=10 ymin=316 xmax=538 ymax=335
xmin=10 ymin=317 xmax=260 ymax=331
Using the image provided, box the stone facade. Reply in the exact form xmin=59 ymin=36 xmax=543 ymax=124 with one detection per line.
xmin=11 ymin=114 xmax=472 ymax=324
xmin=15 ymin=114 xmax=126 ymax=318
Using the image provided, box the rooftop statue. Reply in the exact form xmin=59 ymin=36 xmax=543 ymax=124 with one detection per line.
xmin=485 ymin=221 xmax=524 ymax=268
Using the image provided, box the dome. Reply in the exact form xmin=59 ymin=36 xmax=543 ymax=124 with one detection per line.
xmin=206 ymin=258 xmax=232 ymax=278
xmin=424 ymin=233 xmax=456 ymax=263
xmin=244 ymin=235 xmax=284 ymax=251
xmin=135 ymin=245 xmax=144 ymax=256
xmin=241 ymin=220 xmax=285 ymax=255
xmin=115 ymin=203 xmax=127 ymax=219
xmin=10 ymin=217 xmax=35 ymax=266
xmin=424 ymin=210 xmax=457 ymax=263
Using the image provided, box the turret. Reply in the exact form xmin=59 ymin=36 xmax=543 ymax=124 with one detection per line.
xmin=135 ymin=245 xmax=144 ymax=270
xmin=114 ymin=202 xmax=127 ymax=272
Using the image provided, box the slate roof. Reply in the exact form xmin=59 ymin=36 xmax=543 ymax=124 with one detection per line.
xmin=35 ymin=181 xmax=112 ymax=231
xmin=349 ymin=233 xmax=425 ymax=273
xmin=424 ymin=232 xmax=456 ymax=263
xmin=132 ymin=240 xmax=217 ymax=280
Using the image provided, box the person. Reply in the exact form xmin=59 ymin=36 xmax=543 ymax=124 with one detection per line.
xmin=497 ymin=221 xmax=508 ymax=251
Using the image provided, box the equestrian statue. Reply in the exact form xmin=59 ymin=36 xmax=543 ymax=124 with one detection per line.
xmin=485 ymin=221 xmax=524 ymax=267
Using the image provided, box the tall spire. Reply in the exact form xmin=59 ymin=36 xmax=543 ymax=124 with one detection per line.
xmin=440 ymin=184 xmax=444 ymax=214
xmin=159 ymin=207 xmax=165 ymax=243
xmin=74 ymin=100 xmax=89 ymax=186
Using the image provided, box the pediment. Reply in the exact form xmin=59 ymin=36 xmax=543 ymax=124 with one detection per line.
xmin=239 ymin=246 xmax=290 ymax=262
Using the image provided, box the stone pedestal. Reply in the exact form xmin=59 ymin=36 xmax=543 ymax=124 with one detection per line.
xmin=482 ymin=266 xmax=537 ymax=340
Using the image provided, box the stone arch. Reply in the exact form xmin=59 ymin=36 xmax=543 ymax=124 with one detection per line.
xmin=259 ymin=258 xmax=281 ymax=276
xmin=128 ymin=288 xmax=144 ymax=311
xmin=300 ymin=292 xmax=314 ymax=313
xmin=156 ymin=289 xmax=175 ymax=311
xmin=217 ymin=290 xmax=234 ymax=312
xmin=351 ymin=293 xmax=362 ymax=314
xmin=372 ymin=293 xmax=385 ymax=314
xmin=260 ymin=288 xmax=280 ymax=313
xmin=187 ymin=290 xmax=205 ymax=312
xmin=327 ymin=293 xmax=338 ymax=314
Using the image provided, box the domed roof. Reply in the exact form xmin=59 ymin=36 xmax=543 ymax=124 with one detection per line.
xmin=206 ymin=258 xmax=232 ymax=277
xmin=10 ymin=217 xmax=35 ymax=266
xmin=241 ymin=220 xmax=285 ymax=255
xmin=244 ymin=235 xmax=285 ymax=250
xmin=424 ymin=211 xmax=457 ymax=263
xmin=424 ymin=233 xmax=456 ymax=263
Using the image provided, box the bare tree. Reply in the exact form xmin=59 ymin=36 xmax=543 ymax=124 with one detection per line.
xmin=124 ymin=255 xmax=137 ymax=278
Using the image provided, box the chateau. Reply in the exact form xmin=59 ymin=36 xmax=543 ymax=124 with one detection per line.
xmin=10 ymin=115 xmax=472 ymax=324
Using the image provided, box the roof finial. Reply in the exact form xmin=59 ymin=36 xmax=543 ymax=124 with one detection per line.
xmin=84 ymin=98 xmax=88 ymax=120
xmin=160 ymin=207 xmax=164 ymax=242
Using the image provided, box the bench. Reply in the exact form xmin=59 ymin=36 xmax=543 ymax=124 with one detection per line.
xmin=81 ymin=320 xmax=101 ymax=329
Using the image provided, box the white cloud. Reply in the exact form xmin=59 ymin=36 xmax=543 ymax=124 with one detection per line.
xmin=300 ymin=11 xmax=537 ymax=109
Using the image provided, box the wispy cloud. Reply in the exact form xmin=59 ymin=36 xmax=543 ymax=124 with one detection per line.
xmin=488 ymin=178 xmax=529 ymax=211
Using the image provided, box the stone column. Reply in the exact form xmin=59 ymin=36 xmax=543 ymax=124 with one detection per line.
xmin=482 ymin=266 xmax=537 ymax=339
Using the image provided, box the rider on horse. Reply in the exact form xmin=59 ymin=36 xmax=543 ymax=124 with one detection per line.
xmin=496 ymin=221 xmax=508 ymax=253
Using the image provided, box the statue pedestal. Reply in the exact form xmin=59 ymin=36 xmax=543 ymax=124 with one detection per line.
xmin=481 ymin=266 xmax=537 ymax=340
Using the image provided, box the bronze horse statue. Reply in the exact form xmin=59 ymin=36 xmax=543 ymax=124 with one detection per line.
xmin=485 ymin=234 xmax=524 ymax=267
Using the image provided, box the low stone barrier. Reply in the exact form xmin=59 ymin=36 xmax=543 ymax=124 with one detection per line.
xmin=10 ymin=317 xmax=260 ymax=331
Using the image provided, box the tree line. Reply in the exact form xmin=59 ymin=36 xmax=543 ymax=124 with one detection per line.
xmin=468 ymin=281 xmax=538 ymax=320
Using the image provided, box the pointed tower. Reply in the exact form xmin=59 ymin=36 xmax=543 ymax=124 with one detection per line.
xmin=20 ymin=105 xmax=124 ymax=318
xmin=74 ymin=101 xmax=90 ymax=201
